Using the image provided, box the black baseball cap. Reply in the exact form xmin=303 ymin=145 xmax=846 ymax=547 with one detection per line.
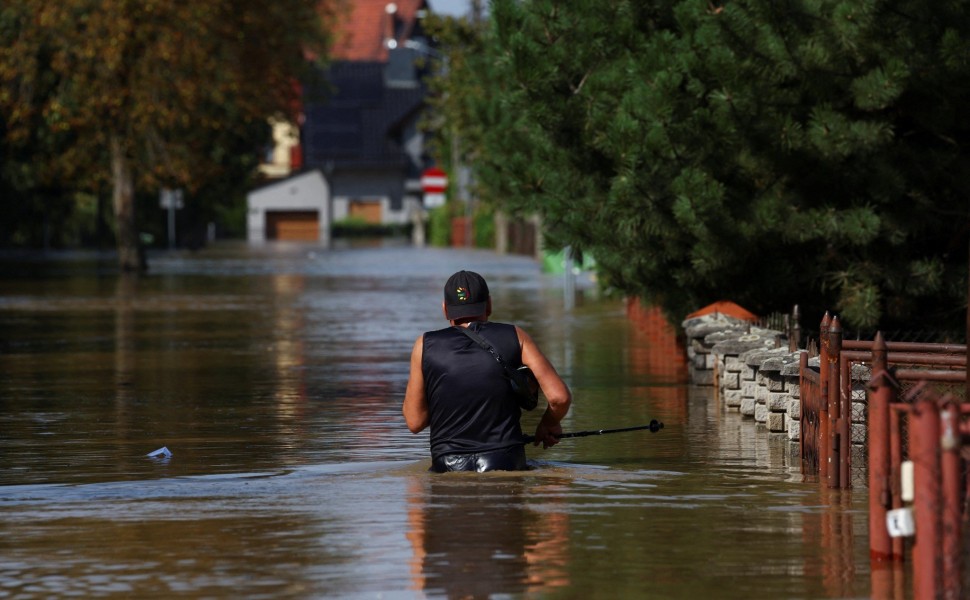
xmin=444 ymin=270 xmax=490 ymax=320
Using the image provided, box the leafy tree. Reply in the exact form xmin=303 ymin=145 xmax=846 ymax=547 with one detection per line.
xmin=420 ymin=7 xmax=487 ymax=247
xmin=438 ymin=0 xmax=970 ymax=332
xmin=0 ymin=1 xmax=335 ymax=270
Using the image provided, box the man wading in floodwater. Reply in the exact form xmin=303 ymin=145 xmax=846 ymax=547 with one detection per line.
xmin=403 ymin=270 xmax=572 ymax=472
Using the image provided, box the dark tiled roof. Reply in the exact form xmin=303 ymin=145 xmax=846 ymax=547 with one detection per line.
xmin=301 ymin=0 xmax=435 ymax=175
xmin=302 ymin=60 xmax=427 ymax=170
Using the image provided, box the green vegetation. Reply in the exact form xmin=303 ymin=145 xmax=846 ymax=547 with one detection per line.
xmin=428 ymin=205 xmax=452 ymax=247
xmin=426 ymin=0 xmax=970 ymax=331
xmin=0 ymin=1 xmax=336 ymax=269
xmin=473 ymin=204 xmax=495 ymax=249
xmin=332 ymin=217 xmax=411 ymax=238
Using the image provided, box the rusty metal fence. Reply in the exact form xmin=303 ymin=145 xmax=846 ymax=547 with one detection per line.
xmin=800 ymin=314 xmax=966 ymax=485
xmin=798 ymin=312 xmax=968 ymax=600
xmin=800 ymin=350 xmax=822 ymax=476
xmin=867 ymin=338 xmax=968 ymax=600
xmin=799 ymin=313 xmax=860 ymax=489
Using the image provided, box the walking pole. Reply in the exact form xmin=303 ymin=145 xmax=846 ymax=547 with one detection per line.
xmin=521 ymin=420 xmax=664 ymax=444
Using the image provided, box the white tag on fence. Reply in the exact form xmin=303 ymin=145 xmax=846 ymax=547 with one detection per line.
xmin=886 ymin=508 xmax=915 ymax=538
xmin=900 ymin=460 xmax=914 ymax=502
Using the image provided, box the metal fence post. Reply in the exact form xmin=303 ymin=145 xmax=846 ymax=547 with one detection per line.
xmin=827 ymin=317 xmax=843 ymax=489
xmin=939 ymin=397 xmax=962 ymax=600
xmin=819 ymin=312 xmax=831 ymax=483
xmin=799 ymin=350 xmax=807 ymax=471
xmin=911 ymin=395 xmax=942 ymax=600
xmin=868 ymin=332 xmax=893 ymax=562
xmin=889 ymin=404 xmax=905 ymax=561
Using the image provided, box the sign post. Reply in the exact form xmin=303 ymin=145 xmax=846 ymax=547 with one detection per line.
xmin=420 ymin=167 xmax=447 ymax=209
xmin=159 ymin=189 xmax=184 ymax=250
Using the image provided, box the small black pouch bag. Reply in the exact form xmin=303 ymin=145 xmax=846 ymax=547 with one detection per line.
xmin=454 ymin=325 xmax=539 ymax=411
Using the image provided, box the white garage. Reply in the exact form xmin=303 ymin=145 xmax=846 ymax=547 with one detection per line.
xmin=247 ymin=170 xmax=331 ymax=245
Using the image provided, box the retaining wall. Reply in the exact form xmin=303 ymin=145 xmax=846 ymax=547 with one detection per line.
xmin=683 ymin=313 xmax=870 ymax=452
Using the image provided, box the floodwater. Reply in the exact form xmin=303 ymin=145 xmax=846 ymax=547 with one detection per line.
xmin=0 ymin=242 xmax=873 ymax=599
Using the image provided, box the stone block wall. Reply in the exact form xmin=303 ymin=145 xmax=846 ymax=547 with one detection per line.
xmin=683 ymin=313 xmax=872 ymax=452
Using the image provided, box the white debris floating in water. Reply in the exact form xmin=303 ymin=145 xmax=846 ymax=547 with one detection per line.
xmin=146 ymin=446 xmax=173 ymax=460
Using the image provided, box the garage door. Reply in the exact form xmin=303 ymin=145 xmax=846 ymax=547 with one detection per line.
xmin=265 ymin=211 xmax=319 ymax=241
xmin=348 ymin=200 xmax=382 ymax=224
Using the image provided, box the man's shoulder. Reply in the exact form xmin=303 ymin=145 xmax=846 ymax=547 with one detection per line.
xmin=425 ymin=326 xmax=454 ymax=335
xmin=485 ymin=321 xmax=519 ymax=336
xmin=423 ymin=326 xmax=456 ymax=342
xmin=424 ymin=322 xmax=518 ymax=338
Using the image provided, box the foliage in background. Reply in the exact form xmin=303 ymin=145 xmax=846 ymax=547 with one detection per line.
xmin=0 ymin=1 xmax=336 ymax=268
xmin=429 ymin=0 xmax=970 ymax=331
xmin=421 ymin=4 xmax=488 ymax=197
xmin=331 ymin=217 xmax=411 ymax=238
xmin=422 ymin=3 xmax=508 ymax=251
xmin=473 ymin=204 xmax=495 ymax=249
xmin=427 ymin=205 xmax=452 ymax=247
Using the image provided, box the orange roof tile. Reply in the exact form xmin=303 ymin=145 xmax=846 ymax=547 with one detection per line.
xmin=686 ymin=301 xmax=759 ymax=322
xmin=330 ymin=0 xmax=427 ymax=62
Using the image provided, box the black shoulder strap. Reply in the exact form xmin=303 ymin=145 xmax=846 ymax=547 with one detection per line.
xmin=453 ymin=325 xmax=513 ymax=374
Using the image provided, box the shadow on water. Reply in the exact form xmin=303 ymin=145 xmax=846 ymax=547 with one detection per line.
xmin=0 ymin=243 xmax=873 ymax=598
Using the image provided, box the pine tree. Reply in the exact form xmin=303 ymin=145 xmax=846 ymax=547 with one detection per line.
xmin=441 ymin=0 xmax=970 ymax=332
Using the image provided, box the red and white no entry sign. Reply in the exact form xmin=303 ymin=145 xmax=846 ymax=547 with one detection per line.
xmin=420 ymin=167 xmax=448 ymax=194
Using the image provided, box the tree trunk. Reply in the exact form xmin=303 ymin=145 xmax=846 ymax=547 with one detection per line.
xmin=110 ymin=135 xmax=145 ymax=272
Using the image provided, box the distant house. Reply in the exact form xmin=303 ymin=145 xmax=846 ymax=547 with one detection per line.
xmin=301 ymin=0 xmax=434 ymax=228
xmin=247 ymin=170 xmax=331 ymax=244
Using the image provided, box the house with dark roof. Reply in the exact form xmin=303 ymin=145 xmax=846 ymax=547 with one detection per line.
xmin=301 ymin=0 xmax=435 ymax=228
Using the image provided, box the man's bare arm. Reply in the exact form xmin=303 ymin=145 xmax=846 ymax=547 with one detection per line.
xmin=403 ymin=335 xmax=429 ymax=433
xmin=517 ymin=326 xmax=572 ymax=447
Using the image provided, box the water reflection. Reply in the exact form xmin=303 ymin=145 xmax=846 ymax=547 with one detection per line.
xmin=269 ymin=272 xmax=308 ymax=413
xmin=811 ymin=489 xmax=861 ymax=598
xmin=405 ymin=473 xmax=572 ymax=596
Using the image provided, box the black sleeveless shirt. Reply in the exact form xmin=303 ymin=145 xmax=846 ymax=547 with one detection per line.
xmin=422 ymin=321 xmax=525 ymax=459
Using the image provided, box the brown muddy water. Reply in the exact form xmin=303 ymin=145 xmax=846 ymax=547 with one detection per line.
xmin=0 ymin=242 xmax=873 ymax=599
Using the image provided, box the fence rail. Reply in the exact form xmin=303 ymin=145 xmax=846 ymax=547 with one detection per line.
xmin=866 ymin=336 xmax=969 ymax=599
xmin=800 ymin=314 xmax=967 ymax=490
xmin=797 ymin=313 xmax=968 ymax=600
xmin=690 ymin=304 xmax=967 ymax=599
xmin=799 ymin=352 xmax=822 ymax=475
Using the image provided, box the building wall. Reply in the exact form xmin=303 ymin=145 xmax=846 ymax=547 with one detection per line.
xmin=329 ymin=168 xmax=416 ymax=225
xmin=247 ymin=170 xmax=331 ymax=245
